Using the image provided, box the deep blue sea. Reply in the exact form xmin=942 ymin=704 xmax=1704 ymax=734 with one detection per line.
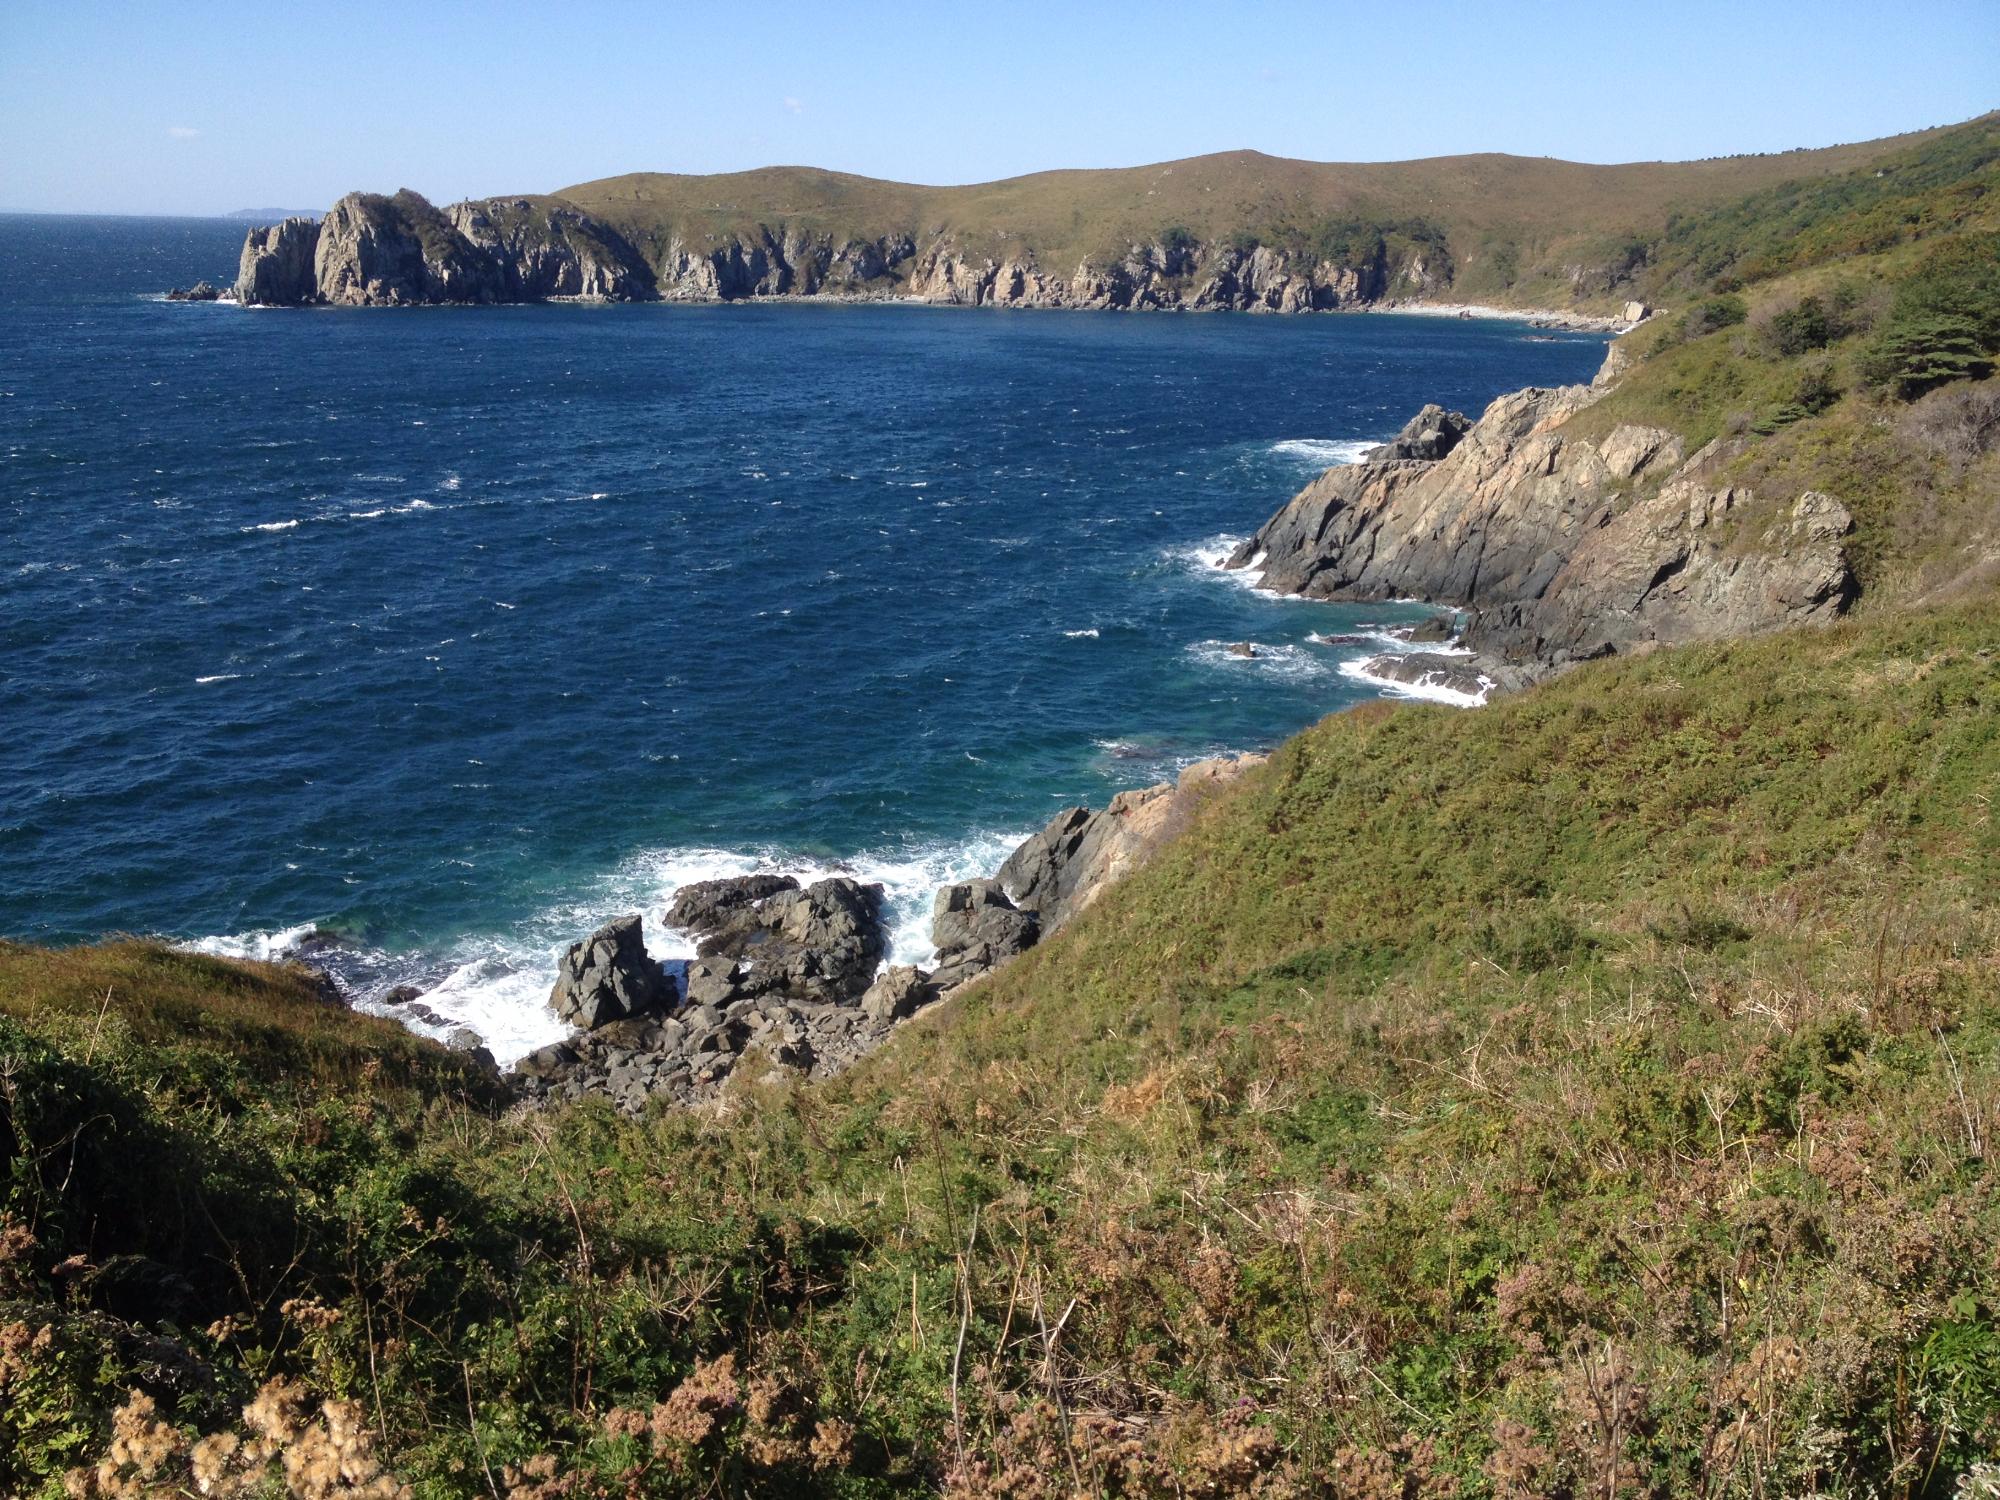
xmin=0 ymin=214 xmax=1609 ymax=1060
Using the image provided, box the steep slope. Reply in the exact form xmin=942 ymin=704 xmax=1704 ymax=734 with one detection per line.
xmin=12 ymin=602 xmax=1997 ymax=1495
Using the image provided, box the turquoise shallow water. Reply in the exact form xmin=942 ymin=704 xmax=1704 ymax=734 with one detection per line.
xmin=0 ymin=213 xmax=1609 ymax=1059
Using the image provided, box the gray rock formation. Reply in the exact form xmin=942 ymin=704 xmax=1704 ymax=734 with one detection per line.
xmin=166 ymin=282 xmax=224 ymax=303
xmin=861 ymin=966 xmax=939 ymax=1024
xmin=233 ymin=193 xmax=1449 ymax=315
xmin=516 ymin=759 xmax=1266 ymax=1112
xmin=999 ymin=755 xmax=1268 ymax=939
xmin=1353 ymin=652 xmax=1523 ymax=702
xmin=1228 ymin=382 xmax=1854 ymax=676
xmin=665 ymin=874 xmax=888 ymax=1008
xmin=448 ymin=200 xmax=653 ymax=301
xmin=235 ymin=217 xmax=322 ymax=305
xmin=549 ymin=914 xmax=675 ymax=1030
xmin=1365 ymin=404 xmax=1471 ymax=463
xmin=235 ymin=192 xmax=654 ymax=307
xmin=929 ymin=880 xmax=1038 ymax=990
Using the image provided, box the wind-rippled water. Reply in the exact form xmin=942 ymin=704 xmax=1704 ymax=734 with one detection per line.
xmin=0 ymin=214 xmax=1608 ymax=1061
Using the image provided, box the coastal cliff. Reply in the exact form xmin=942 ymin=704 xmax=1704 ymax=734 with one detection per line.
xmin=234 ymin=190 xmax=653 ymax=306
xmin=235 ymin=186 xmax=1443 ymax=311
xmin=1228 ymin=351 xmax=1856 ymax=678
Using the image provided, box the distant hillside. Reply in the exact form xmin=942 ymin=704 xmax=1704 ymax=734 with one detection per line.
xmin=233 ymin=115 xmax=1997 ymax=314
xmin=558 ymin=117 xmax=1983 ymax=309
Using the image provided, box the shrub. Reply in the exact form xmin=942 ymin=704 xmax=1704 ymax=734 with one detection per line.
xmin=1764 ymin=295 xmax=1835 ymax=356
xmin=1860 ymin=314 xmax=1997 ymax=399
xmin=1897 ymin=380 xmax=2000 ymax=464
xmin=1680 ymin=294 xmax=1746 ymax=340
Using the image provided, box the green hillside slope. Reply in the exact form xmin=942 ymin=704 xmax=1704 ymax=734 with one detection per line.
xmin=10 ymin=601 xmax=1996 ymax=1497
xmin=557 ymin=116 xmax=1989 ymax=307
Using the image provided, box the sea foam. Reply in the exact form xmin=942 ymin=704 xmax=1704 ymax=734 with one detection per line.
xmin=182 ymin=829 xmax=1033 ymax=1069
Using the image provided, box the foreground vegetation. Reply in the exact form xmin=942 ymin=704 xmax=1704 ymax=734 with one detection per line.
xmin=5 ymin=598 xmax=1996 ymax=1496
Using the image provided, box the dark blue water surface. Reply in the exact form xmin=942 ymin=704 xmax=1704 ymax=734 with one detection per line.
xmin=0 ymin=213 xmax=1608 ymax=1058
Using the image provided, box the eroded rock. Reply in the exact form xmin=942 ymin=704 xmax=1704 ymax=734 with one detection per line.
xmin=549 ymin=915 xmax=674 ymax=1030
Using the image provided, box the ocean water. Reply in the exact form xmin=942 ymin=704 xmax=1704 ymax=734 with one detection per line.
xmin=0 ymin=214 xmax=1610 ymax=1062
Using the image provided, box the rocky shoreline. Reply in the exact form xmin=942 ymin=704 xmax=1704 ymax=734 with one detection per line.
xmin=216 ymin=188 xmax=1641 ymax=327
xmin=490 ymin=754 xmax=1266 ymax=1112
xmin=1225 ymin=344 xmax=1855 ymax=685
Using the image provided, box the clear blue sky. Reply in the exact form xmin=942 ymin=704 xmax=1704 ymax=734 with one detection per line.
xmin=2 ymin=0 xmax=1994 ymax=214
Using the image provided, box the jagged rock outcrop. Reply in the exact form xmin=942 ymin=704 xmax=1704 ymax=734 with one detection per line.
xmin=517 ymin=758 xmax=1269 ymax=1111
xmin=448 ymin=200 xmax=653 ymax=300
xmin=519 ymin=877 xmax=905 ymax=1113
xmin=1353 ymin=651 xmax=1523 ymax=701
xmin=313 ymin=191 xmax=506 ymax=305
xmin=235 ymin=192 xmax=654 ymax=306
xmin=861 ymin=966 xmax=939 ymax=1024
xmin=665 ymin=875 xmax=888 ymax=1008
xmin=235 ymin=217 xmax=322 ymax=305
xmin=929 ymin=880 xmax=1038 ymax=991
xmin=549 ymin=915 xmax=675 ymax=1030
xmin=1228 ymin=374 xmax=1854 ymax=676
xmin=1366 ymin=404 xmax=1471 ymax=462
xmin=998 ymin=755 xmax=1268 ymax=940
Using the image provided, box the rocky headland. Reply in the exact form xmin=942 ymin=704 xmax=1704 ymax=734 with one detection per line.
xmin=1226 ymin=346 xmax=1855 ymax=683
xmin=234 ymin=192 xmax=655 ymax=307
xmin=232 ymin=186 xmax=1449 ymax=313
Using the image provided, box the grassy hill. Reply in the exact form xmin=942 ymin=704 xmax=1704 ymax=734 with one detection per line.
xmin=9 ymin=600 xmax=1996 ymax=1497
xmin=556 ymin=116 xmax=1991 ymax=308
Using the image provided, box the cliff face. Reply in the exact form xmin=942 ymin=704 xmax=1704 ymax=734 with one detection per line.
xmin=234 ymin=217 xmax=321 ymax=305
xmin=235 ymin=191 xmax=1446 ymax=312
xmin=235 ymin=191 xmax=654 ymax=306
xmin=895 ymin=236 xmax=1423 ymax=312
xmin=1229 ymin=360 xmax=1855 ymax=676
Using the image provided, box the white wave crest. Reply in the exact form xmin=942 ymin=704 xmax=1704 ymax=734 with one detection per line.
xmin=1185 ymin=639 xmax=1330 ymax=681
xmin=1337 ymin=656 xmax=1491 ymax=708
xmin=1268 ymin=438 xmax=1375 ymax=468
xmin=185 ymin=921 xmax=319 ymax=963
xmin=243 ymin=519 xmax=299 ymax=533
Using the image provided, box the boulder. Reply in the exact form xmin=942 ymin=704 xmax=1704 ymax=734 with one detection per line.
xmin=861 ymin=966 xmax=939 ymax=1023
xmin=929 ymin=881 xmax=1038 ymax=989
xmin=549 ymin=915 xmax=675 ymax=1030
xmin=166 ymin=281 xmax=223 ymax=302
xmin=668 ymin=875 xmax=888 ymax=1007
xmin=665 ymin=874 xmax=799 ymax=933
xmin=1397 ymin=614 xmax=1457 ymax=644
xmin=933 ymin=879 xmax=1038 ymax=956
xmin=1365 ymin=404 xmax=1472 ymax=463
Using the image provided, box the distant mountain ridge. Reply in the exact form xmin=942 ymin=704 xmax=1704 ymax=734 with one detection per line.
xmin=225 ymin=207 xmax=318 ymax=221
xmin=230 ymin=115 xmax=1993 ymax=313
